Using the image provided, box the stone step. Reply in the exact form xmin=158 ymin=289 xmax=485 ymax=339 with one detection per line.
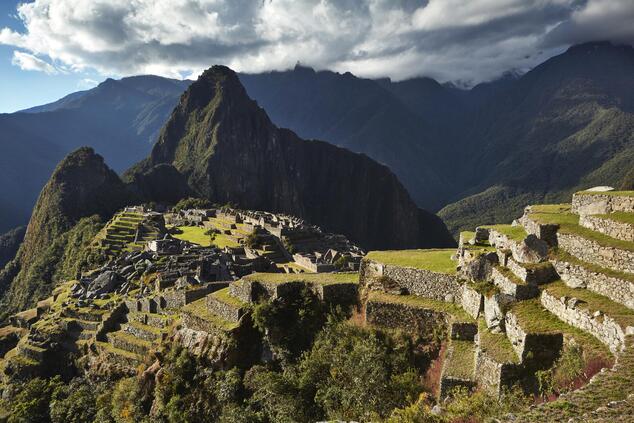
xmin=579 ymin=212 xmax=634 ymax=242
xmin=572 ymin=191 xmax=634 ymax=216
xmin=205 ymin=288 xmax=247 ymax=323
xmin=181 ymin=298 xmax=240 ymax=333
xmin=551 ymin=249 xmax=634 ymax=311
xmin=475 ymin=319 xmax=521 ymax=397
xmin=541 ymin=281 xmax=634 ymax=353
xmin=491 ymin=266 xmax=539 ymax=300
xmin=439 ymin=339 xmax=477 ymax=398
xmin=122 ymin=321 xmax=163 ymax=342
xmin=63 ymin=308 xmax=106 ymax=322
xmin=106 ymin=331 xmax=154 ymax=356
xmin=17 ymin=342 xmax=45 ymax=362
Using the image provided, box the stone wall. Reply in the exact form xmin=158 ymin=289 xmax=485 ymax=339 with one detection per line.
xmin=540 ymin=290 xmax=630 ymax=353
xmin=519 ymin=211 xmax=559 ymax=246
xmin=572 ymin=193 xmax=634 ymax=216
xmin=558 ymin=233 xmax=634 ymax=274
xmin=365 ymin=299 xmax=448 ymax=336
xmin=552 ymin=258 xmax=634 ymax=310
xmin=474 ymin=348 xmax=521 ymax=397
xmin=96 ymin=303 xmax=128 ymax=342
xmin=206 ymin=296 xmax=245 ymax=322
xmin=504 ymin=311 xmax=562 ymax=366
xmin=313 ymin=283 xmax=359 ymax=308
xmin=507 ymin=258 xmax=556 ymax=285
xmin=450 ymin=322 xmax=478 ymax=341
xmin=360 ymin=259 xmax=462 ymax=303
xmin=580 ymin=215 xmax=634 ymax=242
xmin=491 ymin=267 xmax=539 ymax=300
xmin=461 ymin=285 xmax=483 ymax=319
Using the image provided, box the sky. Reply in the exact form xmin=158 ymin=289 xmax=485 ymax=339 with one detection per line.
xmin=1 ymin=0 xmax=634 ymax=113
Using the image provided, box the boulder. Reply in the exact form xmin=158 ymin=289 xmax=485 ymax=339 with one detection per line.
xmin=484 ymin=293 xmax=513 ymax=333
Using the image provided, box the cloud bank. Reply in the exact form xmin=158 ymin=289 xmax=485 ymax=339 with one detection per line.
xmin=1 ymin=0 xmax=633 ymax=84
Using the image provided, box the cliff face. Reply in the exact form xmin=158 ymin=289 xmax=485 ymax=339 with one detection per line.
xmin=129 ymin=66 xmax=454 ymax=249
xmin=0 ymin=147 xmax=132 ymax=317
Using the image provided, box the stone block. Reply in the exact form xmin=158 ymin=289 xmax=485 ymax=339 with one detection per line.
xmin=510 ymin=234 xmax=549 ymax=264
xmin=461 ymin=285 xmax=483 ymax=319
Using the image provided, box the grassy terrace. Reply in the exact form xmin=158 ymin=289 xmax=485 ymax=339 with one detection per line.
xmin=364 ymin=249 xmax=457 ymax=274
xmin=509 ymin=299 xmax=611 ymax=362
xmin=543 ymin=281 xmax=634 ymax=329
xmin=594 ymin=211 xmax=634 ymax=225
xmin=528 ymin=204 xmax=634 ymax=252
xmin=367 ymin=291 xmax=473 ymax=322
xmin=96 ymin=341 xmax=141 ymax=360
xmin=445 ymin=340 xmax=476 ymax=379
xmin=477 ymin=319 xmax=520 ymax=364
xmin=551 ymin=249 xmax=634 ymax=284
xmin=211 ymin=287 xmax=247 ymax=308
xmin=576 ymin=190 xmax=634 ymax=197
xmin=181 ymin=297 xmax=238 ymax=331
xmin=172 ymin=226 xmax=240 ymax=248
xmin=242 ymin=272 xmax=358 ymax=285
xmin=481 ymin=224 xmax=527 ymax=242
xmin=511 ymin=337 xmax=634 ymax=423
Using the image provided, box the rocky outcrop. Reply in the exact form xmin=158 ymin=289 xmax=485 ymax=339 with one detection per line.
xmin=126 ymin=66 xmax=454 ymax=250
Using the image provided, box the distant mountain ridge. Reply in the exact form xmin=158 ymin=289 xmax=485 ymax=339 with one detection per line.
xmin=2 ymin=41 xmax=634 ymax=236
xmin=127 ymin=66 xmax=455 ymax=250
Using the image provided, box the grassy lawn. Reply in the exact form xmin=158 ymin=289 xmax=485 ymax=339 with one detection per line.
xmin=172 ymin=226 xmax=213 ymax=246
xmin=365 ymin=249 xmax=457 ymax=274
xmin=481 ymin=224 xmax=527 ymax=242
xmin=595 ymin=211 xmax=634 ymax=225
xmin=477 ymin=319 xmax=520 ymax=364
xmin=367 ymin=291 xmax=473 ymax=322
xmin=508 ymin=298 xmax=611 ymax=362
xmin=445 ymin=339 xmax=476 ymax=379
xmin=243 ymin=272 xmax=358 ymax=285
xmin=528 ymin=204 xmax=634 ymax=252
xmin=182 ymin=297 xmax=239 ymax=331
xmin=543 ymin=281 xmax=634 ymax=328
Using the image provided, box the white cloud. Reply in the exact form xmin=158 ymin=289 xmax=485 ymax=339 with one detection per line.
xmin=11 ymin=51 xmax=59 ymax=74
xmin=77 ymin=78 xmax=98 ymax=89
xmin=0 ymin=0 xmax=633 ymax=84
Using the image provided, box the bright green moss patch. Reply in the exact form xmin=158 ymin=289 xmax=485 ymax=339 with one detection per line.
xmin=509 ymin=299 xmax=610 ymax=361
xmin=543 ymin=281 xmax=634 ymax=328
xmin=481 ymin=224 xmax=527 ymax=242
xmin=172 ymin=226 xmax=213 ymax=246
xmin=445 ymin=340 xmax=476 ymax=379
xmin=181 ymin=297 xmax=239 ymax=331
xmin=478 ymin=319 xmax=520 ymax=364
xmin=594 ymin=211 xmax=634 ymax=225
xmin=365 ymin=249 xmax=457 ymax=274
xmin=243 ymin=272 xmax=358 ymax=285
xmin=528 ymin=204 xmax=634 ymax=252
xmin=367 ymin=291 xmax=473 ymax=322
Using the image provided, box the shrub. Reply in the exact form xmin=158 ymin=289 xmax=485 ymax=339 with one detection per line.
xmin=173 ymin=198 xmax=213 ymax=212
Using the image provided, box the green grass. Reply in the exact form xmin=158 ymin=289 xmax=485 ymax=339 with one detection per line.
xmin=543 ymin=281 xmax=634 ymax=328
xmin=460 ymin=231 xmax=475 ymax=244
xmin=594 ymin=211 xmax=634 ymax=225
xmin=127 ymin=320 xmax=163 ymax=336
xmin=242 ymin=272 xmax=358 ymax=285
xmin=528 ymin=204 xmax=634 ymax=252
xmin=181 ymin=298 xmax=239 ymax=331
xmin=508 ymin=299 xmax=610 ymax=362
xmin=211 ymin=287 xmax=247 ymax=308
xmin=481 ymin=224 xmax=528 ymax=242
xmin=367 ymin=291 xmax=473 ymax=322
xmin=477 ymin=319 xmax=520 ymax=364
xmin=445 ymin=340 xmax=476 ymax=379
xmin=364 ymin=249 xmax=457 ymax=274
xmin=96 ymin=341 xmax=141 ymax=360
xmin=576 ymin=190 xmax=634 ymax=197
xmin=172 ymin=226 xmax=213 ymax=246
